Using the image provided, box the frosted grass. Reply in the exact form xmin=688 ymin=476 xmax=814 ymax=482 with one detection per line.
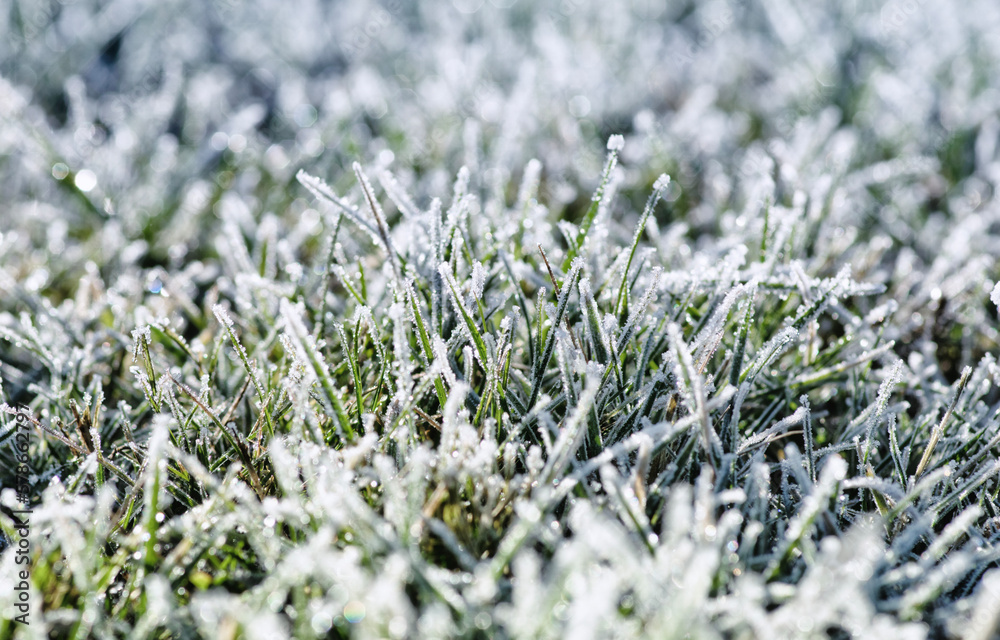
xmin=2 ymin=0 xmax=1000 ymax=638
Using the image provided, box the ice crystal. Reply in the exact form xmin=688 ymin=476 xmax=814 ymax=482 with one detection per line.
xmin=3 ymin=1 xmax=1000 ymax=638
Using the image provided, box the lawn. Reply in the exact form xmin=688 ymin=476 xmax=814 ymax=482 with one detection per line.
xmin=2 ymin=1 xmax=1000 ymax=638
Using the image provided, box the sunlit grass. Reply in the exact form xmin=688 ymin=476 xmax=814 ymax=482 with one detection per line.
xmin=3 ymin=1 xmax=1000 ymax=638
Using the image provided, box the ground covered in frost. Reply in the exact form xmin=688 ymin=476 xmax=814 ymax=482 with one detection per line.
xmin=3 ymin=0 xmax=1000 ymax=638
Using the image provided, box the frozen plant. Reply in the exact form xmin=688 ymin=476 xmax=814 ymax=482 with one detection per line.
xmin=2 ymin=0 xmax=1000 ymax=638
